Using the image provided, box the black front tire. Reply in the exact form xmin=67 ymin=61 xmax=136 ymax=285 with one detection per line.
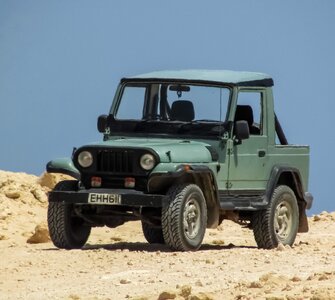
xmin=162 ymin=184 xmax=207 ymax=251
xmin=141 ymin=221 xmax=165 ymax=244
xmin=252 ymin=185 xmax=299 ymax=249
xmin=47 ymin=180 xmax=91 ymax=249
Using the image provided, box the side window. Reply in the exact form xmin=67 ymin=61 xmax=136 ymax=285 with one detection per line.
xmin=116 ymin=86 xmax=146 ymax=119
xmin=236 ymin=91 xmax=263 ymax=135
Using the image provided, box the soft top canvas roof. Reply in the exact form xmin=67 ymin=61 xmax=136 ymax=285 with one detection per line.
xmin=122 ymin=69 xmax=273 ymax=87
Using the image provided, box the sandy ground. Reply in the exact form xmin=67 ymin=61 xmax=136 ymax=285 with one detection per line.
xmin=1 ymin=170 xmax=335 ymax=300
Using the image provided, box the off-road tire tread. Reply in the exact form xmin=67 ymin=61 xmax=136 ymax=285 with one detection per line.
xmin=47 ymin=180 xmax=90 ymax=249
xmin=252 ymin=206 xmax=273 ymax=249
xmin=162 ymin=184 xmax=184 ymax=250
xmin=162 ymin=184 xmax=206 ymax=251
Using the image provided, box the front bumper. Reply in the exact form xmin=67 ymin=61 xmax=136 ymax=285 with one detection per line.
xmin=48 ymin=188 xmax=164 ymax=208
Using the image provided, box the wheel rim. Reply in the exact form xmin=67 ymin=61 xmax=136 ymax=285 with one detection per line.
xmin=274 ymin=200 xmax=293 ymax=242
xmin=183 ymin=194 xmax=201 ymax=239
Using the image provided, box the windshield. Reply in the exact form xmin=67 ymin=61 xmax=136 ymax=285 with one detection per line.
xmin=110 ymin=82 xmax=231 ymax=138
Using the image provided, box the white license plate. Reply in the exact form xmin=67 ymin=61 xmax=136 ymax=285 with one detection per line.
xmin=88 ymin=193 xmax=121 ymax=205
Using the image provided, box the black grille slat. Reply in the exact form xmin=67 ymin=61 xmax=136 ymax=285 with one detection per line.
xmin=97 ymin=150 xmax=134 ymax=173
xmin=116 ymin=152 xmax=121 ymax=172
xmin=124 ymin=151 xmax=128 ymax=171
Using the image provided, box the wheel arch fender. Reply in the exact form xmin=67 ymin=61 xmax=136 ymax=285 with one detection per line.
xmin=267 ymin=165 xmax=309 ymax=233
xmin=46 ymin=158 xmax=80 ymax=180
xmin=148 ymin=165 xmax=220 ymax=228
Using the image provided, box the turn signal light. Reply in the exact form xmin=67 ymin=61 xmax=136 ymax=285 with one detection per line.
xmin=125 ymin=177 xmax=135 ymax=188
xmin=91 ymin=176 xmax=102 ymax=187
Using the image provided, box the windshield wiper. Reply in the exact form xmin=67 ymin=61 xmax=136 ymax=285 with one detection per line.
xmin=178 ymin=120 xmax=225 ymax=132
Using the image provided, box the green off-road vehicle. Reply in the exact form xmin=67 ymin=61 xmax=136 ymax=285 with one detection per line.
xmin=47 ymin=70 xmax=313 ymax=251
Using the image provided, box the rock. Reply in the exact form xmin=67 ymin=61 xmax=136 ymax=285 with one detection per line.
xmin=0 ymin=234 xmax=9 ymax=240
xmin=27 ymin=223 xmax=50 ymax=244
xmin=188 ymin=293 xmax=214 ymax=300
xmin=291 ymin=276 xmax=301 ymax=282
xmin=212 ymin=239 xmax=225 ymax=245
xmin=157 ymin=290 xmax=177 ymax=300
xmin=110 ymin=236 xmax=123 ymax=242
xmin=276 ymin=243 xmax=286 ymax=251
xmin=265 ymin=296 xmax=285 ymax=300
xmin=120 ymin=279 xmax=131 ymax=284
xmin=318 ymin=274 xmax=329 ymax=281
xmin=248 ymin=281 xmax=263 ymax=288
xmin=259 ymin=273 xmax=288 ymax=286
xmin=38 ymin=172 xmax=74 ymax=189
xmin=38 ymin=172 xmax=59 ymax=189
xmin=5 ymin=190 xmax=21 ymax=199
xmin=195 ymin=280 xmax=203 ymax=287
xmin=178 ymin=285 xmax=192 ymax=298
xmin=31 ymin=188 xmax=47 ymax=203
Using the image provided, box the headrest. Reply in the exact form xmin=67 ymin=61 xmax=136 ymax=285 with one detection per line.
xmin=235 ymin=105 xmax=254 ymax=127
xmin=170 ymin=100 xmax=195 ymax=122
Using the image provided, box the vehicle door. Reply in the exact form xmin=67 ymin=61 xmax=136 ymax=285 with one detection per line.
xmin=227 ymin=88 xmax=270 ymax=194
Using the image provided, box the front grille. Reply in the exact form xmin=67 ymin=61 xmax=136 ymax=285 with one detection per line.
xmin=97 ymin=150 xmax=134 ymax=173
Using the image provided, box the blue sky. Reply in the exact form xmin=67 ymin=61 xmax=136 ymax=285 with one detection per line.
xmin=1 ymin=1 xmax=334 ymax=214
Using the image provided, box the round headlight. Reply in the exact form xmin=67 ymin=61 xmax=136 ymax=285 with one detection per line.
xmin=140 ymin=153 xmax=155 ymax=170
xmin=78 ymin=151 xmax=93 ymax=168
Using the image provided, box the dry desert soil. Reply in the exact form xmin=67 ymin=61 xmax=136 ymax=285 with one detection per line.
xmin=1 ymin=170 xmax=335 ymax=300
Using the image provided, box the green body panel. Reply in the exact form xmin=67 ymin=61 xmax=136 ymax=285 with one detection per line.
xmin=48 ymin=70 xmax=311 ymax=207
xmin=268 ymin=145 xmax=310 ymax=191
xmin=89 ymin=137 xmax=230 ymax=190
xmin=225 ymin=86 xmax=270 ymax=191
xmin=47 ymin=157 xmax=80 ymax=178
xmin=90 ymin=138 xmax=213 ymax=163
xmin=227 ymin=136 xmax=269 ymax=191
xmin=223 ymin=85 xmax=310 ymax=193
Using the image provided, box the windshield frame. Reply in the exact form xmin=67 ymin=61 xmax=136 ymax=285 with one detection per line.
xmin=108 ymin=80 xmax=233 ymax=140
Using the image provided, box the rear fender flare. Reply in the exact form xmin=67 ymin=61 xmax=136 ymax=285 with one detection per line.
xmin=266 ymin=166 xmax=305 ymax=203
xmin=267 ymin=165 xmax=309 ymax=233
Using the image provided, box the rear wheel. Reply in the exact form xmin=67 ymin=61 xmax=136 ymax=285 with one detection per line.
xmin=252 ymin=185 xmax=299 ymax=249
xmin=141 ymin=221 xmax=165 ymax=244
xmin=47 ymin=180 xmax=91 ymax=249
xmin=162 ymin=184 xmax=207 ymax=251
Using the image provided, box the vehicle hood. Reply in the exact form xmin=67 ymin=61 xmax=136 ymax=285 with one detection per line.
xmin=87 ymin=138 xmax=213 ymax=163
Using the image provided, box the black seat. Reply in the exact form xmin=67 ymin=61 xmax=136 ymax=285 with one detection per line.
xmin=235 ymin=105 xmax=260 ymax=135
xmin=170 ymin=100 xmax=195 ymax=122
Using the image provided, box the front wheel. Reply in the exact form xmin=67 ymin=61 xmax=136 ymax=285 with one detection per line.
xmin=252 ymin=185 xmax=299 ymax=249
xmin=162 ymin=184 xmax=207 ymax=251
xmin=47 ymin=180 xmax=91 ymax=249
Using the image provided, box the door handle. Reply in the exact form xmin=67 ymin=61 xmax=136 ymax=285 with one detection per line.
xmin=258 ymin=150 xmax=266 ymax=157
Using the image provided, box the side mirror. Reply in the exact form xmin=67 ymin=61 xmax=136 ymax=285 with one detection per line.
xmin=97 ymin=115 xmax=108 ymax=133
xmin=234 ymin=120 xmax=250 ymax=143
